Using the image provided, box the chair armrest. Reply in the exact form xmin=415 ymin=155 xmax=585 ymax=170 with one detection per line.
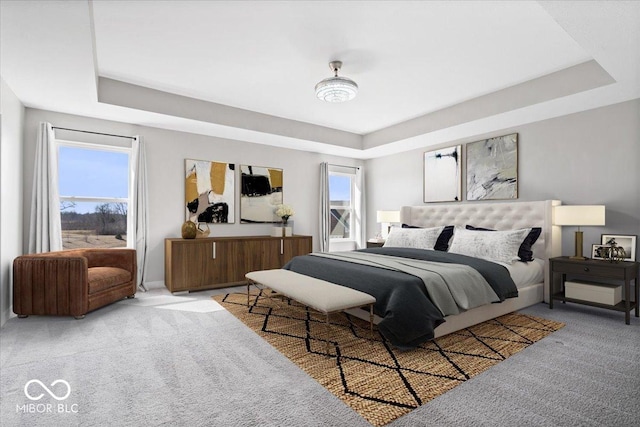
xmin=13 ymin=255 xmax=89 ymax=316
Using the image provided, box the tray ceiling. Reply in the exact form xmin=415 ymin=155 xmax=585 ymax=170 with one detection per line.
xmin=1 ymin=1 xmax=638 ymax=158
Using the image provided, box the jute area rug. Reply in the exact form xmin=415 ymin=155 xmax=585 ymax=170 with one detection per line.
xmin=214 ymin=291 xmax=564 ymax=426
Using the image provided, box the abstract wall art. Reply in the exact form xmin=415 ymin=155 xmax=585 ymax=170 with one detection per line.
xmin=423 ymin=145 xmax=462 ymax=202
xmin=240 ymin=165 xmax=283 ymax=223
xmin=466 ymin=133 xmax=518 ymax=201
xmin=185 ymin=159 xmax=235 ymax=223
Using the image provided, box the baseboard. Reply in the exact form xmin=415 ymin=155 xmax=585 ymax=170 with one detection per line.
xmin=142 ymin=280 xmax=165 ymax=290
xmin=1 ymin=304 xmax=13 ymax=328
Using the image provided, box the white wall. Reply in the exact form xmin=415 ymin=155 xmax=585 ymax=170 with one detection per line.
xmin=366 ymin=99 xmax=640 ymax=257
xmin=23 ymin=109 xmax=362 ymax=285
xmin=0 ymin=77 xmax=25 ymax=326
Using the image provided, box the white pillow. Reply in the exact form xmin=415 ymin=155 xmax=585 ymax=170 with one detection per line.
xmin=448 ymin=226 xmax=531 ymax=264
xmin=383 ymin=226 xmax=444 ymax=250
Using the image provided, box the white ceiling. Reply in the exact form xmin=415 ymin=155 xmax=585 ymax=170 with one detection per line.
xmin=1 ymin=1 xmax=639 ymax=158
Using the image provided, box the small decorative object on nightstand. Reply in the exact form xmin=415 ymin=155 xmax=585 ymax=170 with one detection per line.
xmin=602 ymin=239 xmax=626 ymax=263
xmin=549 ymin=256 xmax=639 ymax=324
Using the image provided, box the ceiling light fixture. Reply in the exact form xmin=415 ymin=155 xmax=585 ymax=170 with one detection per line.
xmin=315 ymin=61 xmax=358 ymax=103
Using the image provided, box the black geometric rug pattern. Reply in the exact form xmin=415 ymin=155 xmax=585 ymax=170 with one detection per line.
xmin=215 ymin=291 xmax=564 ymax=426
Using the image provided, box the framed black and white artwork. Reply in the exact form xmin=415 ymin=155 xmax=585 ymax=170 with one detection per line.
xmin=466 ymin=133 xmax=518 ymax=201
xmin=601 ymin=234 xmax=636 ymax=261
xmin=591 ymin=244 xmax=608 ymax=260
xmin=240 ymin=164 xmax=283 ymax=223
xmin=423 ymin=145 xmax=461 ymax=202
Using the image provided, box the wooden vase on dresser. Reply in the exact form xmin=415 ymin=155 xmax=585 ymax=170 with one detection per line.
xmin=164 ymin=235 xmax=312 ymax=292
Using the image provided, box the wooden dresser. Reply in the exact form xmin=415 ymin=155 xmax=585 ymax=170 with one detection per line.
xmin=164 ymin=235 xmax=312 ymax=292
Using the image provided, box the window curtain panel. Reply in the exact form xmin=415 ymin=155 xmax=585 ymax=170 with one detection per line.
xmin=28 ymin=122 xmax=63 ymax=253
xmin=131 ymin=136 xmax=149 ymax=291
xmin=355 ymin=166 xmax=366 ymax=249
xmin=319 ymin=162 xmax=330 ymax=252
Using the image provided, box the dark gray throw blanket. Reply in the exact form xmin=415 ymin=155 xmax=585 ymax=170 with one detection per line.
xmin=309 ymin=251 xmax=500 ymax=316
xmin=283 ymin=247 xmax=518 ymax=348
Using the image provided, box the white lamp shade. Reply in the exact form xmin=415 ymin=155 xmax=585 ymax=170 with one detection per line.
xmin=553 ymin=205 xmax=605 ymax=226
xmin=377 ymin=210 xmax=401 ymax=223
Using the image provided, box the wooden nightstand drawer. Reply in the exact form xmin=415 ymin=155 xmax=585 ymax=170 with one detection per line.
xmin=553 ymin=261 xmax=626 ymax=279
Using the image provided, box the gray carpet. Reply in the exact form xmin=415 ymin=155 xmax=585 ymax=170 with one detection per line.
xmin=1 ymin=285 xmax=638 ymax=427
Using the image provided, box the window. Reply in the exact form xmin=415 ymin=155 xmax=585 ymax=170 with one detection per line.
xmin=329 ymin=171 xmax=355 ymax=240
xmin=56 ymin=141 xmax=133 ymax=249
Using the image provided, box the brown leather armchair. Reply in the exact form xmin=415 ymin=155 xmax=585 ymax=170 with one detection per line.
xmin=13 ymin=248 xmax=137 ymax=319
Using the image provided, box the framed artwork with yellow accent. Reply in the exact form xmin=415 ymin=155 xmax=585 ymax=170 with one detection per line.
xmin=240 ymin=164 xmax=283 ymax=223
xmin=185 ymin=159 xmax=235 ymax=223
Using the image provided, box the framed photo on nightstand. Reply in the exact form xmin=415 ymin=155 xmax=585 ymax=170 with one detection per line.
xmin=591 ymin=244 xmax=608 ymax=260
xmin=601 ymin=234 xmax=636 ymax=261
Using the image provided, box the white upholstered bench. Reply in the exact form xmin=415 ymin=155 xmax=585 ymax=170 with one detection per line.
xmin=245 ymin=269 xmax=376 ymax=354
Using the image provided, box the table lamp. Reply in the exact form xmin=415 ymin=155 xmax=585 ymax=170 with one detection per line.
xmin=376 ymin=210 xmax=400 ymax=239
xmin=553 ymin=205 xmax=605 ymax=259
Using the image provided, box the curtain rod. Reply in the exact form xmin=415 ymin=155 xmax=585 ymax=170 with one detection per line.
xmin=328 ymin=163 xmax=360 ymax=170
xmin=52 ymin=126 xmax=135 ymax=140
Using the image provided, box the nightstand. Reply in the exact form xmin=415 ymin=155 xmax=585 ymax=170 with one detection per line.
xmin=549 ymin=256 xmax=639 ymax=324
xmin=366 ymin=240 xmax=385 ymax=248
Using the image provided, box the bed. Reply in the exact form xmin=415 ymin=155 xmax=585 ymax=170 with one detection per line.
xmin=284 ymin=200 xmax=561 ymax=348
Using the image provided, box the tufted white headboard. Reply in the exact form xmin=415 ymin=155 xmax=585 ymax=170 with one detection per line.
xmin=400 ymin=200 xmax=562 ymax=262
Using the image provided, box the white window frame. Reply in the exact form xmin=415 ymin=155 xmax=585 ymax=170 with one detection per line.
xmin=54 ymin=139 xmax=135 ymax=249
xmin=329 ymin=170 xmax=356 ymax=242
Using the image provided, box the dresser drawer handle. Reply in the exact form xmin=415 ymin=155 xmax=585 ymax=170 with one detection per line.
xmin=583 ymin=267 xmax=589 ymax=272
